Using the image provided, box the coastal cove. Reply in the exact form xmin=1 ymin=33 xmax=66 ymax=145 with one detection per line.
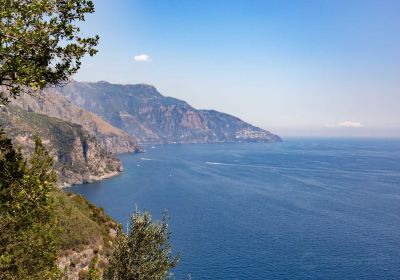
xmin=70 ymin=139 xmax=400 ymax=279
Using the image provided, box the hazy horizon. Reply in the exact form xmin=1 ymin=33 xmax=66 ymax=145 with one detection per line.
xmin=74 ymin=0 xmax=400 ymax=138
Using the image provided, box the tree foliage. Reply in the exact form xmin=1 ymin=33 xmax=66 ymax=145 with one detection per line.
xmin=106 ymin=209 xmax=180 ymax=280
xmin=0 ymin=0 xmax=99 ymax=105
xmin=1 ymin=1 xmax=182 ymax=279
xmin=87 ymin=255 xmax=101 ymax=280
xmin=0 ymin=131 xmax=60 ymax=279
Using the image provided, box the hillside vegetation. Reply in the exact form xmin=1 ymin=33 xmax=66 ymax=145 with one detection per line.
xmin=53 ymin=190 xmax=119 ymax=279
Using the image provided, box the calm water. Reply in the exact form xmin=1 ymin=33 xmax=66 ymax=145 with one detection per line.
xmin=70 ymin=139 xmax=400 ymax=279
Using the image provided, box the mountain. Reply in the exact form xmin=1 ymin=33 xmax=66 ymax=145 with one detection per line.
xmin=0 ymin=105 xmax=122 ymax=186
xmin=11 ymin=89 xmax=140 ymax=154
xmin=56 ymin=80 xmax=282 ymax=144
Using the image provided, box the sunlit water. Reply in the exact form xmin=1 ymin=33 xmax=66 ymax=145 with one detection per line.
xmin=70 ymin=139 xmax=400 ymax=279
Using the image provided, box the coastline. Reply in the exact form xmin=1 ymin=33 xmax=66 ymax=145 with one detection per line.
xmin=89 ymin=170 xmax=121 ymax=182
xmin=60 ymin=170 xmax=122 ymax=189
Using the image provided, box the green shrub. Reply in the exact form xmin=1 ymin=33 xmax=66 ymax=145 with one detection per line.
xmin=0 ymin=132 xmax=60 ymax=279
xmin=105 ymin=209 xmax=180 ymax=280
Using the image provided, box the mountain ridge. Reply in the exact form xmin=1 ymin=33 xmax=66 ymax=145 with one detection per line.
xmin=56 ymin=80 xmax=282 ymax=144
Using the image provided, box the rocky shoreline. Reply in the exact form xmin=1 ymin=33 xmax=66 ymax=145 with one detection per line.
xmin=59 ymin=170 xmax=122 ymax=188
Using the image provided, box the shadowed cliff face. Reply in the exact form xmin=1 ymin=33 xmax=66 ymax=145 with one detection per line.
xmin=0 ymin=106 xmax=122 ymax=186
xmin=56 ymin=81 xmax=282 ymax=144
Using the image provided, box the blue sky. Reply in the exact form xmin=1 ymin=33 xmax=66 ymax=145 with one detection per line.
xmin=75 ymin=0 xmax=400 ymax=137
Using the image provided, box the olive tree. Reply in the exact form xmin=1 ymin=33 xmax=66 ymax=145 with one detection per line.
xmin=106 ymin=209 xmax=180 ymax=280
xmin=0 ymin=134 xmax=60 ymax=279
xmin=0 ymin=0 xmax=99 ymax=278
xmin=0 ymin=0 xmax=99 ymax=105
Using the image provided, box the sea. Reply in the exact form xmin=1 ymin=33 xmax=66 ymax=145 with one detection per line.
xmin=70 ymin=138 xmax=400 ymax=279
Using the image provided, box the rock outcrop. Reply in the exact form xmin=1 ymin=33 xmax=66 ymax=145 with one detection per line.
xmin=0 ymin=105 xmax=122 ymax=186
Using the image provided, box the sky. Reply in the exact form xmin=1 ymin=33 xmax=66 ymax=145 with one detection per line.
xmin=75 ymin=0 xmax=400 ymax=138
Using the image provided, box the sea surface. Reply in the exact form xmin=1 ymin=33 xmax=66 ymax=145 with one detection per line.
xmin=70 ymin=139 xmax=400 ymax=279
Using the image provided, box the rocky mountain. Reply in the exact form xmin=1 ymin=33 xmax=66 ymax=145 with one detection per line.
xmin=56 ymin=80 xmax=282 ymax=144
xmin=11 ymin=89 xmax=140 ymax=154
xmin=0 ymin=105 xmax=122 ymax=186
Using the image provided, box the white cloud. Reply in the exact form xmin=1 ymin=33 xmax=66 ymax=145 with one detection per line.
xmin=133 ymin=54 xmax=150 ymax=62
xmin=324 ymin=121 xmax=364 ymax=128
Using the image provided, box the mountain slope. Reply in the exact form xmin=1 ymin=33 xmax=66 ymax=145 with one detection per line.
xmin=11 ymin=89 xmax=140 ymax=153
xmin=0 ymin=105 xmax=122 ymax=186
xmin=54 ymin=190 xmax=118 ymax=279
xmin=56 ymin=81 xmax=282 ymax=144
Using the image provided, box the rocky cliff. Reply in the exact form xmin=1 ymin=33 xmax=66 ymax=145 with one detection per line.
xmin=56 ymin=81 xmax=282 ymax=144
xmin=11 ymin=89 xmax=140 ymax=154
xmin=0 ymin=105 xmax=122 ymax=186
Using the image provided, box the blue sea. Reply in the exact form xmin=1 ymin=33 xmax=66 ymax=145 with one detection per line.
xmin=70 ymin=139 xmax=400 ymax=279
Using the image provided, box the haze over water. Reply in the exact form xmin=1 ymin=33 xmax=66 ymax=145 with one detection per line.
xmin=71 ymin=139 xmax=400 ymax=279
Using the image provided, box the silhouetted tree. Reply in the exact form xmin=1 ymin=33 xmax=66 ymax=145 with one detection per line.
xmin=0 ymin=133 xmax=60 ymax=279
xmin=0 ymin=0 xmax=99 ymax=105
xmin=0 ymin=0 xmax=100 ymax=278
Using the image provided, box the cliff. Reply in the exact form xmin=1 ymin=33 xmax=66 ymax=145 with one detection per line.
xmin=56 ymin=81 xmax=282 ymax=144
xmin=0 ymin=105 xmax=122 ymax=186
xmin=11 ymin=89 xmax=140 ymax=154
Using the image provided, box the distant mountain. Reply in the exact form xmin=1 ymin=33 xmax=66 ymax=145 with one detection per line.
xmin=0 ymin=105 xmax=122 ymax=186
xmin=11 ymin=89 xmax=140 ymax=154
xmin=56 ymin=80 xmax=282 ymax=144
